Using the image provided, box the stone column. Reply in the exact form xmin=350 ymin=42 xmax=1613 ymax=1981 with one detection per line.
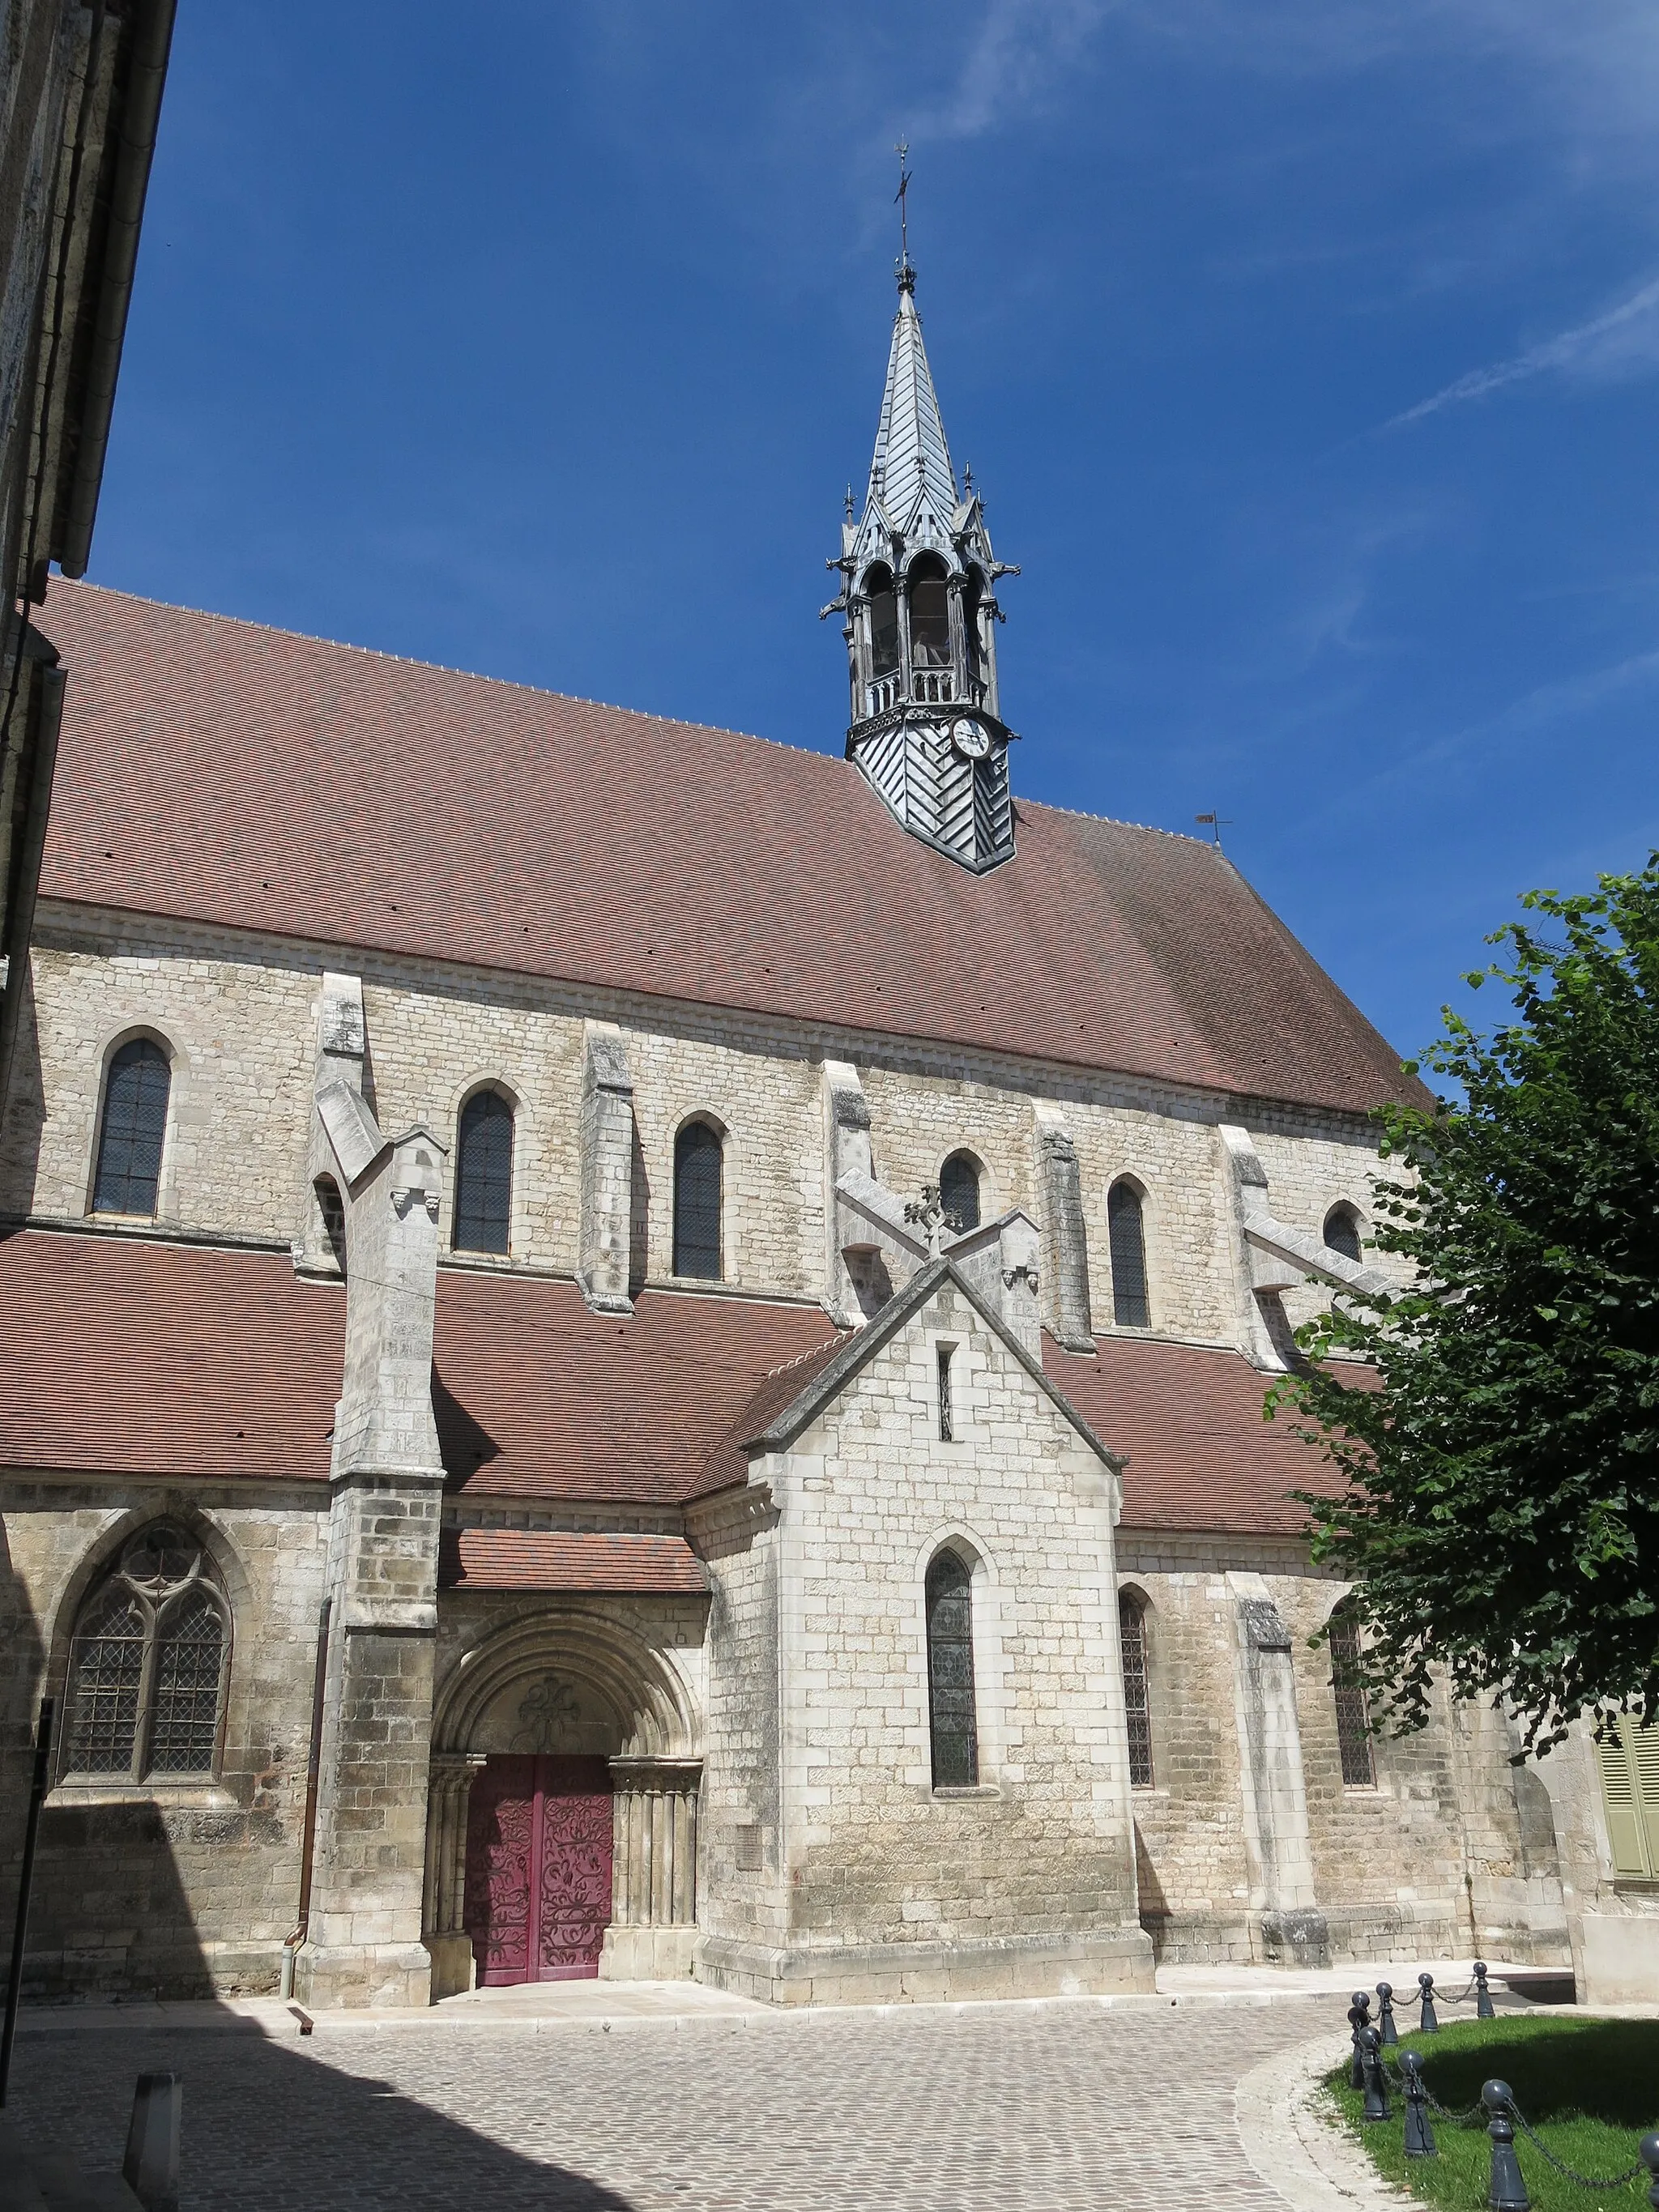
xmin=423 ymin=1752 xmax=487 ymax=2001
xmin=1227 ymin=1573 xmax=1327 ymax=1965
xmin=600 ymin=1757 xmax=702 ymax=1980
xmin=296 ymin=1113 xmax=449 ymax=2010
xmin=1034 ymin=1109 xmax=1095 ymax=1351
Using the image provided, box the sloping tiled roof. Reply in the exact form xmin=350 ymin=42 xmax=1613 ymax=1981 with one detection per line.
xmin=0 ymin=1227 xmax=1359 ymax=1538
xmin=437 ymin=1528 xmax=708 ymax=1595
xmin=36 ymin=582 xmax=1419 ymax=1115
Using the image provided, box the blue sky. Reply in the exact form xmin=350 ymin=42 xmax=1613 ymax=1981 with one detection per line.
xmin=79 ymin=1 xmax=1659 ymax=1068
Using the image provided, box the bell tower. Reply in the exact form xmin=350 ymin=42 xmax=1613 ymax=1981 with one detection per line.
xmin=823 ymin=167 xmax=1020 ymax=872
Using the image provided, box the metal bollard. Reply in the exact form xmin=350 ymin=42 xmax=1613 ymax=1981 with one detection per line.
xmin=1348 ymin=1989 xmax=1372 ymax=2089
xmin=1640 ymin=2132 xmax=1659 ymax=2211
xmin=122 ymin=2071 xmax=181 ymax=2212
xmin=1482 ymin=2081 xmax=1529 ymax=2212
xmin=1418 ymin=1970 xmax=1439 ymax=2034
xmin=1474 ymin=1959 xmax=1495 ymax=2020
xmin=1401 ymin=2051 xmax=1436 ymax=2158
xmin=1361 ymin=2026 xmax=1391 ymax=2123
xmin=1375 ymin=1980 xmax=1398 ymax=2045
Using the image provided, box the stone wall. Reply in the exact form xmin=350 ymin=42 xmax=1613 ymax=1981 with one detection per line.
xmin=0 ymin=1474 xmax=327 ymax=1997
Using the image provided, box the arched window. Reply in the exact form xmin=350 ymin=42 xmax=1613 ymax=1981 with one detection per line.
xmin=63 ymin=1524 xmax=229 ymax=1780
xmin=454 ymin=1089 xmax=514 ymax=1255
xmin=1120 ymin=1589 xmax=1154 ymax=1788
xmin=673 ymin=1120 xmax=723 ymax=1280
xmin=961 ymin=569 xmax=983 ymax=686
xmin=939 ymin=1150 xmax=981 ymax=1233
xmin=1324 ymin=1205 xmax=1363 ymax=1264
xmin=908 ymin=556 xmax=951 ymax=669
xmin=925 ymin=1549 xmax=979 ymax=1788
xmin=315 ymin=1174 xmax=347 ymax=1275
xmin=1328 ymin=1598 xmax=1375 ymax=1786
xmin=864 ymin=564 xmax=899 ymax=678
xmin=1108 ymin=1180 xmax=1150 ymax=1328
xmin=92 ymin=1037 xmax=170 ymax=1216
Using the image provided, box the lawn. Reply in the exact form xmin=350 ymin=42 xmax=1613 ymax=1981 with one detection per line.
xmin=1322 ymin=2014 xmax=1659 ymax=2210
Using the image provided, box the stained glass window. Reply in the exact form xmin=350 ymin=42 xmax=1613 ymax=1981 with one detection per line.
xmin=673 ymin=1121 xmax=723 ymax=1280
xmin=939 ymin=1151 xmax=981 ymax=1233
xmin=1120 ymin=1590 xmax=1154 ymax=1788
xmin=92 ymin=1038 xmax=169 ymax=1215
xmin=1109 ymin=1181 xmax=1150 ymax=1328
xmin=454 ymin=1089 xmax=514 ymax=1255
xmin=63 ymin=1525 xmax=228 ymax=1780
xmin=926 ymin=1550 xmax=978 ymax=1788
xmin=1324 ymin=1206 xmax=1363 ymax=1264
xmin=1329 ymin=1600 xmax=1375 ymax=1787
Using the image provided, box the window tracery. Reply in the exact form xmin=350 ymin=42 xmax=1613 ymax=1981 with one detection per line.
xmin=63 ymin=1524 xmax=229 ymax=1781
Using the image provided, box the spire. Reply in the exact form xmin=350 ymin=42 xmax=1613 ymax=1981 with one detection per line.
xmin=821 ymin=165 xmax=1021 ymax=876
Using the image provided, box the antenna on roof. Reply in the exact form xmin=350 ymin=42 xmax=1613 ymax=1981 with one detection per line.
xmin=1194 ymin=811 xmax=1234 ymax=851
xmin=894 ymin=138 xmax=915 ymax=292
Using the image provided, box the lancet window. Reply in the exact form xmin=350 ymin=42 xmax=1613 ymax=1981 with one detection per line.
xmin=925 ymin=1549 xmax=979 ymax=1789
xmin=673 ymin=1119 xmax=723 ymax=1280
xmin=63 ymin=1524 xmax=229 ymax=1781
xmin=1120 ymin=1589 xmax=1154 ymax=1788
xmin=454 ymin=1089 xmax=514 ymax=1255
xmin=864 ymin=565 xmax=899 ymax=678
xmin=907 ymin=556 xmax=952 ymax=670
xmin=939 ymin=1149 xmax=981 ymax=1233
xmin=1328 ymin=1599 xmax=1375 ymax=1786
xmin=1324 ymin=1205 xmax=1363 ymax=1264
xmin=92 ymin=1037 xmax=170 ymax=1216
xmin=1108 ymin=1180 xmax=1151 ymax=1329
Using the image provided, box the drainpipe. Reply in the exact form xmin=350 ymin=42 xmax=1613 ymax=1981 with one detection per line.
xmin=279 ymin=1598 xmax=331 ymax=2001
xmin=55 ymin=0 xmax=177 ymax=578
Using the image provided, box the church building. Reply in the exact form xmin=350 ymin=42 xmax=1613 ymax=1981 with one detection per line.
xmin=0 ymin=246 xmax=1635 ymax=2009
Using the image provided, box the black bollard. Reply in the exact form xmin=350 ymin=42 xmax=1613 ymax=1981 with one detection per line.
xmin=1375 ymin=1980 xmax=1398 ymax=2046
xmin=1418 ymin=1970 xmax=1439 ymax=2034
xmin=1348 ymin=1990 xmax=1372 ymax=2089
xmin=1474 ymin=1959 xmax=1495 ymax=2020
xmin=1482 ymin=2081 xmax=1529 ymax=2212
xmin=1639 ymin=2132 xmax=1659 ymax=2212
xmin=1401 ymin=2051 xmax=1436 ymax=2158
xmin=1361 ymin=2027 xmax=1391 ymax=2123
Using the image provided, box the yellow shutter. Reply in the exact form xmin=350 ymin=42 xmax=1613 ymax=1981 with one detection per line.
xmin=1597 ymin=1724 xmax=1651 ymax=1877
xmin=1628 ymin=1722 xmax=1659 ymax=1877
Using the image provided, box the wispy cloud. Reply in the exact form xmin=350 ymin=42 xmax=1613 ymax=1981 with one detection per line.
xmin=1386 ymin=275 xmax=1659 ymax=428
xmin=916 ymin=0 xmax=1115 ymax=141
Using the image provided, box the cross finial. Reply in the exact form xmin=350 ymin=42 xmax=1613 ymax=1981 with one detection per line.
xmin=894 ymin=138 xmax=915 ymax=292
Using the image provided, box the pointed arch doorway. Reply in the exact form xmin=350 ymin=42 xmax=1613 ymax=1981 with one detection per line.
xmin=463 ymin=1754 xmax=613 ymax=1984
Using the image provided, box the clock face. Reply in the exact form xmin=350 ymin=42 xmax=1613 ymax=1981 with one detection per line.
xmin=951 ymin=717 xmax=992 ymax=761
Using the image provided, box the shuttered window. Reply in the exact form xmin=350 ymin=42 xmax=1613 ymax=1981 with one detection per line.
xmin=1597 ymin=1720 xmax=1659 ymax=1877
xmin=454 ymin=1089 xmax=514 ymax=1255
xmin=92 ymin=1038 xmax=170 ymax=1215
xmin=926 ymin=1550 xmax=979 ymax=1788
xmin=940 ymin=1151 xmax=981 ymax=1232
xmin=673 ymin=1121 xmax=723 ymax=1279
xmin=1108 ymin=1181 xmax=1150 ymax=1328
xmin=1324 ymin=1206 xmax=1363 ymax=1264
xmin=1120 ymin=1591 xmax=1154 ymax=1788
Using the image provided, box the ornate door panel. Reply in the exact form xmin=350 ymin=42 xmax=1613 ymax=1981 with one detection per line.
xmin=463 ymin=1754 xmax=613 ymax=1984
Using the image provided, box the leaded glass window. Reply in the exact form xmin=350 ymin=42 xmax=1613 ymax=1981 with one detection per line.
xmin=1328 ymin=1600 xmax=1375 ymax=1787
xmin=454 ymin=1089 xmax=514 ymax=1255
xmin=1120 ymin=1590 xmax=1154 ymax=1788
xmin=926 ymin=1550 xmax=978 ymax=1788
xmin=673 ymin=1120 xmax=723 ymax=1280
xmin=939 ymin=1150 xmax=981 ymax=1233
xmin=64 ymin=1525 xmax=228 ymax=1780
xmin=1108 ymin=1181 xmax=1150 ymax=1328
xmin=1324 ymin=1206 xmax=1363 ymax=1264
xmin=92 ymin=1038 xmax=170 ymax=1215
xmin=315 ymin=1175 xmax=347 ymax=1274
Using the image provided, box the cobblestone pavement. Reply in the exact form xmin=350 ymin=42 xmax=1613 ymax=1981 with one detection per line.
xmin=8 ymin=1993 xmax=1345 ymax=2211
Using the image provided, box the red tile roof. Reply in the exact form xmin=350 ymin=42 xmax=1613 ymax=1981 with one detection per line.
xmin=437 ymin=1528 xmax=708 ymax=1595
xmin=36 ymin=583 xmax=1421 ymax=1115
xmin=0 ymin=1226 xmax=1361 ymax=1540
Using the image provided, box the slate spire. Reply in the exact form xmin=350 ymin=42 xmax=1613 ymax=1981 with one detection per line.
xmin=823 ymin=210 xmax=1020 ymax=875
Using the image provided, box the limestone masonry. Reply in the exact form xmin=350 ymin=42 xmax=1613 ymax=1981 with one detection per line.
xmin=0 ymin=255 xmax=1641 ymax=2011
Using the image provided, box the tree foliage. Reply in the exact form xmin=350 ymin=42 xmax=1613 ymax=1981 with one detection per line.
xmin=1273 ymin=858 xmax=1659 ymax=1756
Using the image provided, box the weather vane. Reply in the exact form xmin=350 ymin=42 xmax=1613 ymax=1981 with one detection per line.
xmin=1194 ymin=810 xmax=1234 ymax=851
xmin=894 ymin=138 xmax=914 ymax=283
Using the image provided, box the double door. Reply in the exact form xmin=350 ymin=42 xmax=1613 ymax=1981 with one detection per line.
xmin=463 ymin=1754 xmax=614 ymax=1983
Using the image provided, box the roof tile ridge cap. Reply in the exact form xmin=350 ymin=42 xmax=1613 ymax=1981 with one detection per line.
xmin=56 ymin=580 xmax=826 ymax=759
xmin=1020 ymin=792 xmax=1218 ymax=846
xmin=760 ymin=1331 xmax=851 ymax=1381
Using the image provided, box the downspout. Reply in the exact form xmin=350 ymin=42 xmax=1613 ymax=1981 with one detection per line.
xmin=55 ymin=0 xmax=177 ymax=578
xmin=279 ymin=1597 xmax=331 ymax=2001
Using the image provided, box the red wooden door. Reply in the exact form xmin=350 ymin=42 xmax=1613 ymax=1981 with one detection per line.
xmin=463 ymin=1754 xmax=614 ymax=1984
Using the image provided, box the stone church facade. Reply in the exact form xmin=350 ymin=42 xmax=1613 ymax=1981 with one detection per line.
xmin=0 ymin=262 xmax=1645 ymax=2009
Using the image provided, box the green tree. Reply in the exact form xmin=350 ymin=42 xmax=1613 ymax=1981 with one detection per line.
xmin=1273 ymin=857 xmax=1659 ymax=1756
